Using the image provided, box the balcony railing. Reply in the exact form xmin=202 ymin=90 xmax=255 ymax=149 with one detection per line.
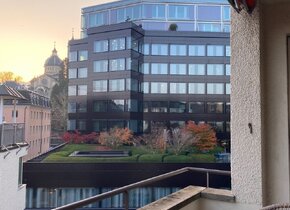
xmin=0 ymin=123 xmax=25 ymax=148
xmin=52 ymin=167 xmax=231 ymax=210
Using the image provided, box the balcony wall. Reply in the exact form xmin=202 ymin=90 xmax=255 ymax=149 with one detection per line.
xmin=0 ymin=123 xmax=25 ymax=147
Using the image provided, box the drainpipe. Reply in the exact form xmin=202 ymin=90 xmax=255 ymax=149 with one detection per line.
xmin=13 ymin=99 xmax=17 ymax=144
xmin=0 ymin=97 xmax=3 ymax=145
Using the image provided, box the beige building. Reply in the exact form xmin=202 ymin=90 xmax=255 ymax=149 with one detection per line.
xmin=3 ymin=90 xmax=51 ymax=161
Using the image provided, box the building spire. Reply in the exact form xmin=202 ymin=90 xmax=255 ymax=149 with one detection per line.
xmin=52 ymin=42 xmax=57 ymax=55
xmin=72 ymin=28 xmax=74 ymax=40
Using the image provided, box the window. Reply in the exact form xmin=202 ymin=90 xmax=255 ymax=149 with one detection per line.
xmin=170 ymin=83 xmax=186 ymax=94
xmin=109 ymin=79 xmax=125 ymax=91
xmin=198 ymin=23 xmax=221 ymax=32
xmin=78 ymin=68 xmax=87 ymax=78
xmin=188 ymin=64 xmax=205 ymax=75
xmin=108 ymin=120 xmax=125 ymax=129
xmin=68 ymin=85 xmax=76 ymax=96
xmin=110 ymin=58 xmax=125 ymax=71
xmin=78 ymin=85 xmax=87 ymax=95
xmin=188 ymin=83 xmax=205 ymax=94
xmin=110 ymin=38 xmax=125 ymax=51
xmin=78 ymin=120 xmax=87 ymax=130
xmin=188 ymin=45 xmax=205 ymax=56
xmin=168 ymin=5 xmax=194 ymax=20
xmin=223 ymin=6 xmax=231 ymax=21
xmin=169 ymin=101 xmax=186 ymax=113
xmin=94 ymin=40 xmax=108 ymax=52
xmin=93 ymin=120 xmax=107 ymax=132
xmin=67 ymin=120 xmax=76 ymax=130
xmin=108 ymin=100 xmax=125 ymax=112
xmin=78 ymin=102 xmax=87 ymax=113
xmin=69 ymin=51 xmax=77 ymax=62
xmin=143 ymin=4 xmax=165 ymax=19
xmin=197 ymin=6 xmax=221 ymax=21
xmin=151 ymin=63 xmax=168 ymax=74
xmin=151 ymin=101 xmax=168 ymax=112
xmin=226 ymin=83 xmax=231 ymax=94
xmin=207 ymin=83 xmax=224 ymax=94
xmin=170 ymin=64 xmax=186 ymax=75
xmin=126 ymin=78 xmax=138 ymax=92
xmin=208 ymin=121 xmax=224 ymax=133
xmin=127 ymin=99 xmax=138 ymax=112
xmin=207 ymin=45 xmax=224 ymax=56
xmin=207 ymin=64 xmax=224 ymax=75
xmin=226 ymin=121 xmax=231 ymax=133
xmin=170 ymin=45 xmax=187 ymax=56
xmin=126 ymin=58 xmax=138 ymax=71
xmin=93 ymin=101 xmax=107 ymax=112
xmin=226 ymin=45 xmax=231 ymax=57
xmin=143 ymin=101 xmax=149 ymax=112
xmin=68 ymin=102 xmax=76 ymax=113
xmin=94 ymin=60 xmax=108 ymax=72
xmin=207 ymin=102 xmax=224 ymax=113
xmin=151 ymin=82 xmax=167 ymax=94
xmin=142 ymin=82 xmax=149 ymax=93
xmin=151 ymin=44 xmax=168 ymax=55
xmin=93 ymin=80 xmax=107 ymax=92
xmin=226 ymin=64 xmax=231 ymax=75
xmin=226 ymin=102 xmax=231 ymax=114
xmin=140 ymin=63 xmax=149 ymax=74
xmin=68 ymin=68 xmax=77 ymax=79
xmin=78 ymin=50 xmax=88 ymax=61
xmin=89 ymin=11 xmax=108 ymax=27
xmin=142 ymin=43 xmax=150 ymax=55
xmin=189 ymin=102 xmax=205 ymax=113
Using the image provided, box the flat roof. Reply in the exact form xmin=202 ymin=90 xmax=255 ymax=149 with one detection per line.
xmin=82 ymin=0 xmax=229 ymax=13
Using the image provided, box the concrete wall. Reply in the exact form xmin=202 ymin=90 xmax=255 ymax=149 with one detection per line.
xmin=261 ymin=2 xmax=290 ymax=204
xmin=0 ymin=147 xmax=27 ymax=210
xmin=230 ymin=1 xmax=264 ymax=206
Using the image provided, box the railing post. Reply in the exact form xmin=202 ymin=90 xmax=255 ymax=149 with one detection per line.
xmin=206 ymin=172 xmax=209 ymax=187
xmin=123 ymin=190 xmax=129 ymax=210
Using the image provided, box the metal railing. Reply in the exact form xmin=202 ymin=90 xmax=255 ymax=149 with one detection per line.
xmin=0 ymin=123 xmax=25 ymax=147
xmin=52 ymin=167 xmax=231 ymax=210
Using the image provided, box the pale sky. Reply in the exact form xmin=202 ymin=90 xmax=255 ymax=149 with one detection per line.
xmin=0 ymin=0 xmax=115 ymax=82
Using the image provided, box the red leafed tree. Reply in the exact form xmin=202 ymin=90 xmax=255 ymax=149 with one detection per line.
xmin=62 ymin=130 xmax=98 ymax=144
xmin=186 ymin=121 xmax=217 ymax=151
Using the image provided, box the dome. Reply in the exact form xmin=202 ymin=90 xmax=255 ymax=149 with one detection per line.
xmin=44 ymin=48 xmax=63 ymax=67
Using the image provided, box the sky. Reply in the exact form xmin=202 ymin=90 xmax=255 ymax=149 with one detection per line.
xmin=0 ymin=0 xmax=115 ymax=82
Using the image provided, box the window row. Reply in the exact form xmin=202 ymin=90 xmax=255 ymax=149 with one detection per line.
xmin=68 ymin=100 xmax=230 ymax=115
xmin=85 ymin=4 xmax=230 ymax=29
xmin=143 ymin=44 xmax=230 ymax=57
xmin=93 ymin=58 xmax=138 ymax=72
xmin=93 ymin=38 xmax=230 ymax=57
xmin=141 ymin=63 xmax=231 ymax=76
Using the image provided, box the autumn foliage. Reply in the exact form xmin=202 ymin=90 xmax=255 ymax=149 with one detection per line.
xmin=185 ymin=121 xmax=217 ymax=151
xmin=99 ymin=127 xmax=133 ymax=148
xmin=62 ymin=130 xmax=98 ymax=144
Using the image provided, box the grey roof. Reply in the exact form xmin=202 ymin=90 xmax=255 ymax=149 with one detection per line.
xmin=0 ymin=84 xmax=26 ymax=100
xmin=44 ymin=48 xmax=63 ymax=67
xmin=83 ymin=0 xmax=229 ymax=13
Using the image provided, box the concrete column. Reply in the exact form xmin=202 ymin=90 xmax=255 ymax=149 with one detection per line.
xmin=231 ymin=2 xmax=264 ymax=207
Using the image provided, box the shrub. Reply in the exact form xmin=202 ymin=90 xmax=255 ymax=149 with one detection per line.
xmin=99 ymin=127 xmax=133 ymax=149
xmin=62 ymin=130 xmax=98 ymax=144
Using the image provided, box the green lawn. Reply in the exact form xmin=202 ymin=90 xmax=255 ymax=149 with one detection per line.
xmin=43 ymin=144 xmax=216 ymax=163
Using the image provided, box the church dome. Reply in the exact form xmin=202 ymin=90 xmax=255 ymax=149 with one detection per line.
xmin=44 ymin=48 xmax=63 ymax=67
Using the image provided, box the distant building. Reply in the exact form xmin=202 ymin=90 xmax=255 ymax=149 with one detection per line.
xmin=3 ymin=89 xmax=51 ymax=161
xmin=0 ymin=84 xmax=28 ymax=210
xmin=67 ymin=0 xmax=230 ymax=139
xmin=30 ymin=47 xmax=64 ymax=97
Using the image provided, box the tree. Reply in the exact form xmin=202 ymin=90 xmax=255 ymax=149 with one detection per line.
xmin=185 ymin=121 xmax=217 ymax=151
xmin=0 ymin=71 xmax=23 ymax=83
xmin=167 ymin=127 xmax=193 ymax=155
xmin=99 ymin=128 xmax=133 ymax=148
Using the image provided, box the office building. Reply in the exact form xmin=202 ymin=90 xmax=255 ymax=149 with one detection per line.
xmin=68 ymin=0 xmax=230 ymax=139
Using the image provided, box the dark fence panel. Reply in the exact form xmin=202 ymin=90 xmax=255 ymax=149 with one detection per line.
xmin=23 ymin=163 xmax=230 ymax=189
